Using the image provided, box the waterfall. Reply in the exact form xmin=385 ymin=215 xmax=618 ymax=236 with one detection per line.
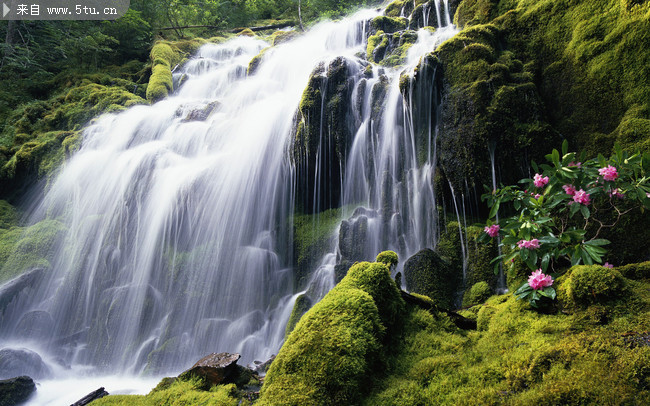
xmin=0 ymin=1 xmax=459 ymax=392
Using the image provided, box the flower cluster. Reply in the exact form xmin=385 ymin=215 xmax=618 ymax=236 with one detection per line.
xmin=533 ymin=173 xmax=549 ymax=188
xmin=528 ymin=269 xmax=553 ymax=290
xmin=599 ymin=165 xmax=618 ymax=181
xmin=517 ymin=239 xmax=540 ymax=250
xmin=572 ymin=189 xmax=591 ymax=205
xmin=484 ymin=224 xmax=500 ymax=238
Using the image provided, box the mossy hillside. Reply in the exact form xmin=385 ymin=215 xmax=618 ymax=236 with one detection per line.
xmin=364 ymin=271 xmax=650 ymax=404
xmin=0 ymin=219 xmax=66 ymax=283
xmin=92 ymin=378 xmax=241 ymax=406
xmin=453 ymin=0 xmax=650 ymax=158
xmin=259 ymin=260 xmax=406 ymax=405
xmin=0 ymin=70 xmax=146 ymax=199
xmin=434 ymin=23 xmax=558 ymax=192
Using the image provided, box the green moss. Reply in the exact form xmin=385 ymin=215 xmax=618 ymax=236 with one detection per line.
xmin=146 ymin=62 xmax=173 ymax=102
xmin=237 ymin=28 xmax=256 ymax=37
xmin=145 ymin=39 xmax=206 ymax=102
xmin=366 ymin=31 xmax=388 ymax=63
xmin=284 ymin=293 xmax=312 ymax=337
xmin=558 ymin=265 xmax=627 ymax=308
xmin=0 ymin=200 xmax=18 ymax=228
xmin=385 ymin=0 xmax=407 ymax=18
xmin=371 ymin=16 xmax=408 ymax=34
xmin=462 ymin=281 xmax=492 ymax=307
xmin=617 ymin=261 xmax=650 ymax=280
xmin=260 ymin=257 xmax=406 ymax=405
xmin=376 ymin=250 xmax=399 ymax=268
xmin=93 ymin=378 xmax=239 ymax=406
xmin=404 ymin=248 xmax=458 ymax=309
xmin=259 ymin=286 xmax=384 ymax=405
xmin=292 ymin=207 xmax=343 ymax=288
xmin=364 ymin=276 xmax=650 ymax=404
xmin=247 ymin=47 xmax=271 ymax=76
xmin=0 ymin=219 xmax=66 ymax=282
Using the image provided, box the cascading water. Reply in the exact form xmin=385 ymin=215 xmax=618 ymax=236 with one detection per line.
xmin=0 ymin=2 xmax=459 ymax=402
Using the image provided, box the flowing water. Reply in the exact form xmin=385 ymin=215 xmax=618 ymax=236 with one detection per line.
xmin=0 ymin=2 xmax=458 ymax=401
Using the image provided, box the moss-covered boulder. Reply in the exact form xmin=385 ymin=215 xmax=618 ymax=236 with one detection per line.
xmin=462 ymin=281 xmax=491 ymax=307
xmin=437 ymin=221 xmax=499 ymax=291
xmin=617 ymin=261 xmax=650 ymax=280
xmin=259 ymin=259 xmax=405 ymax=405
xmin=370 ymin=16 xmax=408 ymax=34
xmin=145 ymin=39 xmax=206 ymax=102
xmin=403 ymin=248 xmax=458 ymax=308
xmin=558 ymin=265 xmax=628 ymax=308
xmin=0 ymin=376 xmax=36 ymax=406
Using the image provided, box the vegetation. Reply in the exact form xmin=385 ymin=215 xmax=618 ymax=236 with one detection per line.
xmin=93 ymin=378 xmax=240 ymax=406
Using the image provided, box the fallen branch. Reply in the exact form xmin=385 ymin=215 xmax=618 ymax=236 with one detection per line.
xmin=70 ymin=387 xmax=108 ymax=406
xmin=156 ymin=22 xmax=296 ymax=33
xmin=400 ymin=290 xmax=477 ymax=330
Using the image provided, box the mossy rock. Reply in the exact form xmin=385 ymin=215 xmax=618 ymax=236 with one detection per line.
xmin=371 ymin=16 xmax=408 ymax=34
xmin=260 ymin=258 xmax=405 ymax=405
xmin=259 ymin=286 xmax=384 ymax=405
xmin=558 ymin=265 xmax=627 ymax=308
xmin=462 ymin=281 xmax=492 ymax=307
xmin=403 ymin=248 xmax=458 ymax=309
xmin=617 ymin=261 xmax=650 ymax=280
xmin=376 ymin=250 xmax=398 ymax=268
xmin=0 ymin=200 xmax=18 ymax=229
xmin=247 ymin=47 xmax=271 ymax=76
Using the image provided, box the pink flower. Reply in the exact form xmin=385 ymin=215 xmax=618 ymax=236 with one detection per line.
xmin=517 ymin=239 xmax=540 ymax=250
xmin=528 ymin=269 xmax=553 ymax=290
xmin=608 ymin=188 xmax=624 ymax=199
xmin=563 ymin=184 xmax=576 ymax=196
xmin=484 ymin=224 xmax=500 ymax=238
xmin=533 ymin=173 xmax=550 ymax=188
xmin=568 ymin=161 xmax=582 ymax=168
xmin=573 ymin=189 xmax=591 ymax=205
xmin=599 ymin=165 xmax=618 ymax=181
xmin=646 ymin=192 xmax=650 ymax=199
xmin=603 ymin=262 xmax=614 ymax=269
xmin=534 ymin=193 xmax=541 ymax=199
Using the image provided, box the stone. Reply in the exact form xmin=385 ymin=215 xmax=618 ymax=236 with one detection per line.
xmin=70 ymin=387 xmax=109 ymax=406
xmin=0 ymin=376 xmax=36 ymax=406
xmin=0 ymin=348 xmax=51 ymax=380
xmin=181 ymin=101 xmax=221 ymax=122
xmin=179 ymin=352 xmax=241 ymax=387
xmin=403 ymin=248 xmax=459 ymax=309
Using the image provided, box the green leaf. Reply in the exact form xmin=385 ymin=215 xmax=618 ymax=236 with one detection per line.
xmin=562 ymin=140 xmax=569 ymax=156
xmin=532 ymin=160 xmax=539 ymax=173
xmin=598 ymin=153 xmax=607 ymax=167
xmin=520 ymin=248 xmax=528 ymax=261
xmin=515 ymin=283 xmax=532 ymax=295
xmin=584 ymin=239 xmax=610 ymax=246
xmin=570 ymin=202 xmax=580 ymax=216
xmin=552 ymin=149 xmax=560 ymax=168
xmin=514 ymin=200 xmax=521 ymax=210
xmin=580 ymin=204 xmax=590 ymax=219
xmin=541 ymin=253 xmax=551 ymax=271
xmin=489 ymin=199 xmax=500 ymax=219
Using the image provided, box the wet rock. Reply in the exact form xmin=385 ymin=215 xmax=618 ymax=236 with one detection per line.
xmin=403 ymin=248 xmax=458 ymax=309
xmin=179 ymin=352 xmax=244 ymax=388
xmin=0 ymin=348 xmax=51 ymax=380
xmin=180 ymin=101 xmax=221 ymax=122
xmin=70 ymin=387 xmax=108 ymax=406
xmin=15 ymin=310 xmax=55 ymax=339
xmin=338 ymin=215 xmax=369 ymax=261
xmin=0 ymin=376 xmax=35 ymax=406
xmin=252 ymin=354 xmax=276 ymax=374
xmin=0 ymin=268 xmax=46 ymax=313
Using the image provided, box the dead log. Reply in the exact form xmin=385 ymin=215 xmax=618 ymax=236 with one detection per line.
xmin=400 ymin=290 xmax=477 ymax=330
xmin=156 ymin=22 xmax=296 ymax=33
xmin=70 ymin=387 xmax=108 ymax=406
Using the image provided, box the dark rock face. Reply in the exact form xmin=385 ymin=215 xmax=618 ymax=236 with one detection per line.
xmin=179 ymin=352 xmax=254 ymax=389
xmin=403 ymin=248 xmax=458 ymax=308
xmin=0 ymin=376 xmax=36 ymax=406
xmin=0 ymin=348 xmax=51 ymax=380
xmin=292 ymin=57 xmax=359 ymax=214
